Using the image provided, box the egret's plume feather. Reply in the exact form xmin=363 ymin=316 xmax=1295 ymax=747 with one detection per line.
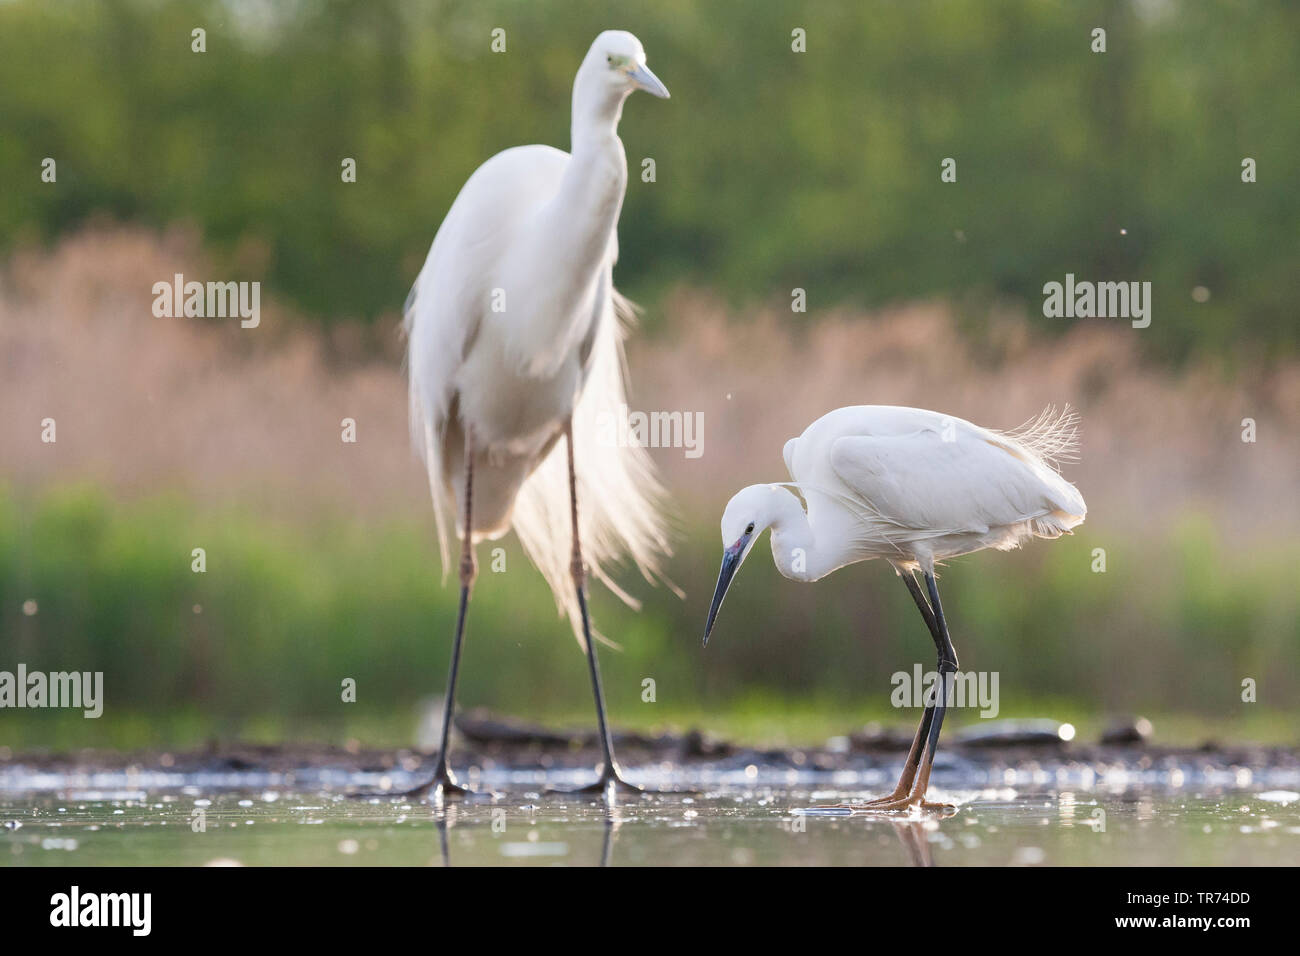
xmin=404 ymin=286 xmax=673 ymax=649
xmin=994 ymin=403 xmax=1081 ymax=470
xmin=510 ymin=289 xmax=676 ymax=648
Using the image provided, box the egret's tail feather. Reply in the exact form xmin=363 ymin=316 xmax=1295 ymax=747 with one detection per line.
xmin=511 ymin=289 xmax=675 ymax=649
xmin=1029 ymin=510 xmax=1086 ymax=538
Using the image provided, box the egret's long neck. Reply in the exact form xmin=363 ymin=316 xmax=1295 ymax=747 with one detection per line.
xmin=768 ymin=493 xmax=823 ymax=583
xmin=546 ymin=71 xmax=629 ymax=268
xmin=571 ymin=70 xmax=628 ymax=149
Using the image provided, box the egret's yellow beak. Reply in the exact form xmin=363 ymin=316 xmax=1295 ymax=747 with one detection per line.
xmin=629 ymin=62 xmax=670 ymax=99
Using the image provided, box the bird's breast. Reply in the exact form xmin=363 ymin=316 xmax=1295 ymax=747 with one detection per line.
xmin=455 ymin=335 xmax=585 ymax=458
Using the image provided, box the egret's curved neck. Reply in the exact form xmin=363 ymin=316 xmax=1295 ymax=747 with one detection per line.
xmin=571 ymin=73 xmax=629 ymax=149
xmin=767 ymin=492 xmax=822 ymax=583
xmin=543 ymin=69 xmax=629 ymax=268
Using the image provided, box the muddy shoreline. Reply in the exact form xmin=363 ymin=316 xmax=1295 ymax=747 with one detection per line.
xmin=4 ymin=710 xmax=1297 ymax=785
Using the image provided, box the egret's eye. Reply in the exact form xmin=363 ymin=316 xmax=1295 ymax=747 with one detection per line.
xmin=745 ymin=522 xmax=755 ymax=535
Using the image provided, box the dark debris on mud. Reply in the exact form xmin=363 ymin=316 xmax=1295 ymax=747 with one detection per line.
xmin=3 ymin=709 xmax=1297 ymax=783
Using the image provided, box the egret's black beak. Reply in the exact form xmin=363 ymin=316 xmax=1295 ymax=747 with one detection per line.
xmin=703 ymin=542 xmax=744 ymax=647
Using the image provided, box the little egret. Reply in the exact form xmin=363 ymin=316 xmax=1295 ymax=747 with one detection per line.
xmin=704 ymin=405 xmax=1086 ymax=811
xmin=402 ymin=31 xmax=671 ymax=799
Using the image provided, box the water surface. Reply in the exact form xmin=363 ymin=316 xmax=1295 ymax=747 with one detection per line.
xmin=4 ymin=772 xmax=1297 ymax=866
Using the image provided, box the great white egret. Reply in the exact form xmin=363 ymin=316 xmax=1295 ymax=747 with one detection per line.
xmin=402 ymin=31 xmax=671 ymax=799
xmin=703 ymin=405 xmax=1086 ymax=811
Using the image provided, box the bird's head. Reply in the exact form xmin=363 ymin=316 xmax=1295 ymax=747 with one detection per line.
xmin=584 ymin=30 xmax=669 ymax=100
xmin=703 ymin=484 xmax=788 ymax=647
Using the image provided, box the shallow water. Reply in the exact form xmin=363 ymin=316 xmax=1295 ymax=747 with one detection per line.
xmin=3 ymin=769 xmax=1298 ymax=866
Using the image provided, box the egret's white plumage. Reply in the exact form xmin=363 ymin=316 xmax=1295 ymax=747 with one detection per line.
xmin=403 ymin=31 xmax=671 ymax=640
xmin=400 ymin=31 xmax=671 ymax=797
xmin=722 ymin=404 xmax=1086 ymax=584
xmin=705 ymin=404 xmax=1087 ymax=812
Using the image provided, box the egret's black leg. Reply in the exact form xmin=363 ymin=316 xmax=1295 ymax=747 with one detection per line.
xmin=918 ymin=569 xmax=957 ymax=776
xmin=401 ymin=427 xmax=478 ymax=802
xmin=850 ymin=570 xmax=944 ymax=806
xmin=563 ymin=418 xmax=642 ymax=797
xmin=836 ymin=569 xmax=958 ymax=814
xmin=924 ymin=570 xmax=958 ymax=672
xmin=899 ymin=570 xmax=958 ymax=809
xmin=815 ymin=568 xmax=940 ymax=811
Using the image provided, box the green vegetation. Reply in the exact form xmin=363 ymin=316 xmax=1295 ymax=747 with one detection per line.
xmin=2 ymin=0 xmax=1297 ymax=360
xmin=2 ymin=485 xmax=1295 ymax=749
xmin=2 ymin=2 xmax=1296 ymax=752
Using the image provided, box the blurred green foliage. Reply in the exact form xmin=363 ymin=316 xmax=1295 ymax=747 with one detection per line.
xmin=2 ymin=485 xmax=1294 ymax=747
xmin=1 ymin=0 xmax=1297 ymax=360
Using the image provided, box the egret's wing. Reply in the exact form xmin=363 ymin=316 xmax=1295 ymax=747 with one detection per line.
xmin=404 ymin=145 xmax=571 ymax=575
xmin=782 ymin=437 xmax=799 ymax=481
xmin=403 ymin=265 xmax=475 ymax=577
xmin=828 ymin=424 xmax=1084 ymax=542
xmin=403 ymin=177 xmax=509 ymax=573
